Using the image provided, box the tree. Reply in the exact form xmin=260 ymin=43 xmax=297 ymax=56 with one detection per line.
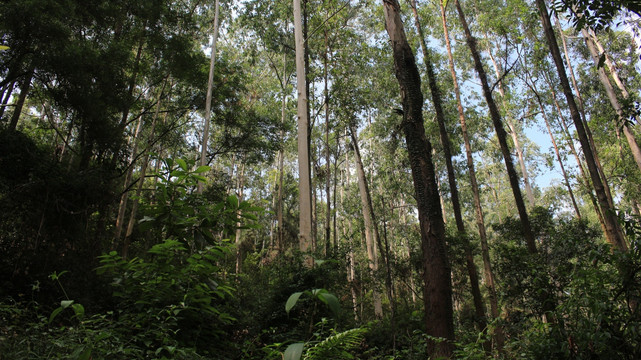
xmin=382 ymin=0 xmax=455 ymax=356
xmin=294 ymin=0 xmax=313 ymax=260
xmin=535 ymin=0 xmax=628 ymax=251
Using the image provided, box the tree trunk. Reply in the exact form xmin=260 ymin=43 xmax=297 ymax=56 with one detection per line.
xmin=324 ymin=28 xmax=332 ymax=257
xmin=235 ymin=161 xmax=246 ymax=274
xmin=439 ymin=4 xmax=501 ymax=344
xmin=198 ymin=0 xmax=220 ymax=194
xmin=485 ymin=44 xmax=536 ymax=207
xmin=294 ymin=0 xmax=313 ymax=261
xmin=122 ymin=81 xmax=168 ymax=259
xmin=382 ymin=1 xmax=454 ymax=356
xmin=349 ymin=125 xmax=384 ymax=319
xmin=535 ymin=0 xmax=627 ymax=251
xmin=409 ymin=0 xmax=488 ymax=349
xmin=114 ymin=116 xmax=144 ymax=243
xmin=8 ymin=68 xmax=34 ymax=131
xmin=454 ymin=0 xmax=537 ymax=253
xmin=581 ymin=28 xmax=641 ymax=175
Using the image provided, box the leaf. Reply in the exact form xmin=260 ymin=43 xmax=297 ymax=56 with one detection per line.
xmin=227 ymin=195 xmax=239 ymax=209
xmin=176 ymin=158 xmax=188 ymax=171
xmin=283 ymin=343 xmax=304 ymax=360
xmin=317 ymin=292 xmax=340 ymax=316
xmin=48 ymin=307 xmax=64 ymax=324
xmin=195 ymin=165 xmax=210 ymax=173
xmin=0 ymin=45 xmax=9 ymax=51
xmin=61 ymin=300 xmax=74 ymax=309
xmin=285 ymin=292 xmax=304 ymax=314
xmin=72 ymin=303 xmax=85 ymax=318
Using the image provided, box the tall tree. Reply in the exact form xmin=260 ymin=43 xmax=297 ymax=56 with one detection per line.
xmin=382 ymin=0 xmax=455 ymax=356
xmin=454 ymin=0 xmax=537 ymax=253
xmin=408 ymin=0 xmax=488 ymax=347
xmin=535 ymin=0 xmax=627 ymax=251
xmin=198 ymin=0 xmax=221 ymax=194
xmin=294 ymin=0 xmax=313 ymax=260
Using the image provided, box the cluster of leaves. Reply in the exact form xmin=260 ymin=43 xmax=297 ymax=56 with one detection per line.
xmin=492 ymin=207 xmax=641 ymax=359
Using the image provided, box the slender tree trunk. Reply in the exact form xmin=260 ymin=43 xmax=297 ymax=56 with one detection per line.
xmin=8 ymin=68 xmax=34 ymax=131
xmin=536 ymin=0 xmax=627 ymax=251
xmin=0 ymin=80 xmax=16 ymax=120
xmin=454 ymin=0 xmax=537 ymax=253
xmin=324 ymin=28 xmax=332 ymax=257
xmin=382 ymin=1 xmax=454 ymax=356
xmin=439 ymin=4 xmax=501 ymax=341
xmin=409 ymin=0 xmax=488 ymax=348
xmin=556 ymin=16 xmax=616 ymax=223
xmin=520 ymin=64 xmax=582 ymax=219
xmin=581 ymin=29 xmax=641 ymax=174
xmin=235 ymin=161 xmax=246 ymax=274
xmin=349 ymin=125 xmax=384 ymax=319
xmin=114 ymin=116 xmax=144 ymax=243
xmin=198 ymin=0 xmax=220 ymax=193
xmin=485 ymin=44 xmax=536 ymax=207
xmin=122 ymin=82 xmax=168 ymax=259
xmin=294 ymin=0 xmax=313 ymax=261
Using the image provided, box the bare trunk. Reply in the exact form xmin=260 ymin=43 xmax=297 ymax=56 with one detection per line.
xmin=485 ymin=45 xmax=536 ymax=206
xmin=382 ymin=1 xmax=454 ymax=356
xmin=455 ymin=0 xmax=537 ymax=253
xmin=122 ymin=82 xmax=168 ymax=259
xmin=439 ymin=4 xmax=500 ymax=338
xmin=536 ymin=0 xmax=627 ymax=251
xmin=350 ymin=125 xmax=383 ymax=319
xmin=409 ymin=0 xmax=488 ymax=348
xmin=198 ymin=0 xmax=220 ymax=193
xmin=8 ymin=68 xmax=34 ymax=131
xmin=114 ymin=116 xmax=144 ymax=243
xmin=582 ymin=29 xmax=641 ymax=175
xmin=324 ymin=28 xmax=332 ymax=257
xmin=294 ymin=0 xmax=313 ymax=261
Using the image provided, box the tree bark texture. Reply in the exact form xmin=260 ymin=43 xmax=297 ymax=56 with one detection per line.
xmin=382 ymin=0 xmax=454 ymax=356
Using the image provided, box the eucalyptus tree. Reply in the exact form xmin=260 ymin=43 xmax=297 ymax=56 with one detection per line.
xmin=535 ymin=0 xmax=627 ymax=251
xmin=453 ymin=0 xmax=537 ymax=253
xmin=382 ymin=0 xmax=454 ymax=356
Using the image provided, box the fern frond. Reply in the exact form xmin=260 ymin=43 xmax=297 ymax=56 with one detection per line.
xmin=303 ymin=327 xmax=367 ymax=360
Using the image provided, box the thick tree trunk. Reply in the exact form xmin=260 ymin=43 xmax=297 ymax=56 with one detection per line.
xmin=409 ymin=0 xmax=488 ymax=349
xmin=349 ymin=125 xmax=384 ymax=319
xmin=294 ymin=0 xmax=313 ymax=260
xmin=535 ymin=0 xmax=627 ymax=251
xmin=198 ymin=0 xmax=220 ymax=194
xmin=382 ymin=1 xmax=454 ymax=356
xmin=454 ymin=0 xmax=537 ymax=253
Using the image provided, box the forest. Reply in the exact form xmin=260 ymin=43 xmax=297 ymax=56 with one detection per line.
xmin=0 ymin=0 xmax=640 ymax=358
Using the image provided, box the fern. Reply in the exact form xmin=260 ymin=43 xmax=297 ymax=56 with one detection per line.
xmin=303 ymin=327 xmax=367 ymax=360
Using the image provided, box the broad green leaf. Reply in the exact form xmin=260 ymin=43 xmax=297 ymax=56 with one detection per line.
xmin=176 ymin=158 xmax=188 ymax=171
xmin=283 ymin=343 xmax=304 ymax=360
xmin=72 ymin=303 xmax=85 ymax=318
xmin=195 ymin=165 xmax=210 ymax=173
xmin=48 ymin=307 xmax=63 ymax=324
xmin=285 ymin=292 xmax=304 ymax=314
xmin=227 ymin=195 xmax=239 ymax=209
xmin=61 ymin=300 xmax=74 ymax=308
xmin=318 ymin=292 xmax=340 ymax=316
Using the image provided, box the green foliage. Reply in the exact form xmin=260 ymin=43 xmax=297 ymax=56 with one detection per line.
xmin=493 ymin=207 xmax=641 ymax=359
xmin=285 ymin=288 xmax=340 ymax=317
xmin=135 ymin=157 xmax=263 ymax=252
